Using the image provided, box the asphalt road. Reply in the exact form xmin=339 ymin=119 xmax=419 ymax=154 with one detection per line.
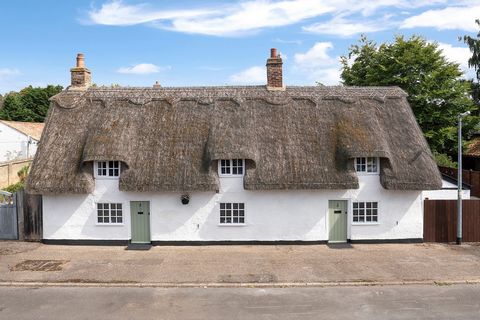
xmin=1 ymin=284 xmax=479 ymax=320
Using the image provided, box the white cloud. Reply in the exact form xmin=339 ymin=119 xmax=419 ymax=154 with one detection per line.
xmin=229 ymin=66 xmax=266 ymax=84
xmin=116 ymin=63 xmax=168 ymax=74
xmin=401 ymin=5 xmax=480 ymax=31
xmin=294 ymin=42 xmax=341 ymax=85
xmin=88 ymin=0 xmax=214 ymax=26
xmin=303 ymin=16 xmax=388 ymax=37
xmin=87 ymin=0 xmax=447 ymax=37
xmin=88 ymin=0 xmax=333 ymax=36
xmin=437 ymin=42 xmax=471 ymax=71
xmin=0 ymin=68 xmax=21 ymax=79
xmin=273 ymin=38 xmax=303 ymax=45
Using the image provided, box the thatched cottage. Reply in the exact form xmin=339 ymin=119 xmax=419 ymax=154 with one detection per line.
xmin=27 ymin=50 xmax=442 ymax=245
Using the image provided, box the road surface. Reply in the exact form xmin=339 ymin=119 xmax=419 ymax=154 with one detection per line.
xmin=1 ymin=284 xmax=479 ymax=319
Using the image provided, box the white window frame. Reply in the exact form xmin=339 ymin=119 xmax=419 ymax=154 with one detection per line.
xmin=352 ymin=201 xmax=379 ymax=225
xmin=94 ymin=161 xmax=121 ymax=179
xmin=218 ymin=159 xmax=245 ymax=177
xmin=96 ymin=202 xmax=124 ymax=225
xmin=355 ymin=157 xmax=379 ymax=174
xmin=218 ymin=202 xmax=246 ymax=226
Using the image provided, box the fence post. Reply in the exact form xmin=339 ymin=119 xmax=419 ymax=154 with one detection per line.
xmin=16 ymin=190 xmax=25 ymax=240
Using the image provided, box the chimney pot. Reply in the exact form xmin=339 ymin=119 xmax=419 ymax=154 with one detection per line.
xmin=76 ymin=53 xmax=85 ymax=68
xmin=270 ymin=48 xmax=277 ymax=58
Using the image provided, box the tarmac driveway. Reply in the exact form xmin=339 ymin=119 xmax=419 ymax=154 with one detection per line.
xmin=0 ymin=242 xmax=479 ymax=285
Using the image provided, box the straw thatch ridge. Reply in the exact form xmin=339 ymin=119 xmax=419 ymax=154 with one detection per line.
xmin=26 ymin=85 xmax=441 ymax=194
xmin=465 ymin=134 xmax=480 ymax=158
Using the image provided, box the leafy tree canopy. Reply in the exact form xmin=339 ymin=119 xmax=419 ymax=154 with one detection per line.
xmin=461 ymin=19 xmax=480 ymax=111
xmin=461 ymin=19 xmax=480 ymax=82
xmin=0 ymin=85 xmax=63 ymax=122
xmin=340 ymin=35 xmax=478 ymax=159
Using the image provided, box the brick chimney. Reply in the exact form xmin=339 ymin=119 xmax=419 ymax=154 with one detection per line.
xmin=70 ymin=53 xmax=91 ymax=89
xmin=266 ymin=48 xmax=284 ymax=91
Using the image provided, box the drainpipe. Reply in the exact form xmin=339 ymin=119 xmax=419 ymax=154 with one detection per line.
xmin=26 ymin=136 xmax=31 ymax=158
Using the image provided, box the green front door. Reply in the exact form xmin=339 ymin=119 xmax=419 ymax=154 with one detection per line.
xmin=130 ymin=201 xmax=151 ymax=244
xmin=328 ymin=200 xmax=348 ymax=243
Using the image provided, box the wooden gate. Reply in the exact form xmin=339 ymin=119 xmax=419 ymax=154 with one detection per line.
xmin=0 ymin=192 xmax=17 ymax=240
xmin=424 ymin=200 xmax=480 ymax=242
xmin=15 ymin=189 xmax=42 ymax=241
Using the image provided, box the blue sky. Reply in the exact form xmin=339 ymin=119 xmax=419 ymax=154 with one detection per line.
xmin=0 ymin=0 xmax=478 ymax=94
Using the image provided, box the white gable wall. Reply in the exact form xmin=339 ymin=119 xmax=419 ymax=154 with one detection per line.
xmin=43 ymin=174 xmax=423 ymax=241
xmin=422 ymin=179 xmax=470 ymax=200
xmin=0 ymin=123 xmax=38 ymax=162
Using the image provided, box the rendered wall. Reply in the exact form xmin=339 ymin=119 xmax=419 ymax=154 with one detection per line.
xmin=43 ymin=175 xmax=424 ymax=241
xmin=0 ymin=123 xmax=38 ymax=162
xmin=422 ymin=179 xmax=470 ymax=200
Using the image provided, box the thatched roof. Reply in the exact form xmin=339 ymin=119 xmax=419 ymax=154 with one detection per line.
xmin=465 ymin=134 xmax=480 ymax=158
xmin=27 ymin=86 xmax=442 ymax=194
xmin=0 ymin=120 xmax=44 ymax=141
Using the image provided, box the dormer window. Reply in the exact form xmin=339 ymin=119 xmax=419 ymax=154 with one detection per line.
xmin=95 ymin=161 xmax=120 ymax=178
xmin=355 ymin=157 xmax=379 ymax=174
xmin=219 ymin=159 xmax=244 ymax=177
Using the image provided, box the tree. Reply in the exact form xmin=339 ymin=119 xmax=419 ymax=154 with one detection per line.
xmin=461 ymin=19 xmax=480 ymax=82
xmin=340 ymin=35 xmax=478 ymax=159
xmin=461 ymin=19 xmax=480 ymax=109
xmin=0 ymin=85 xmax=63 ymax=122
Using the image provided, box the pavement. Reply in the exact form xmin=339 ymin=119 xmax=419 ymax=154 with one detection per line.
xmin=2 ymin=285 xmax=480 ymax=319
xmin=1 ymin=241 xmax=480 ymax=287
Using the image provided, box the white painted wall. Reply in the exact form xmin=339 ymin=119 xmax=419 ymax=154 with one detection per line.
xmin=0 ymin=123 xmax=38 ymax=162
xmin=423 ymin=179 xmax=470 ymax=200
xmin=43 ymin=173 xmax=424 ymax=241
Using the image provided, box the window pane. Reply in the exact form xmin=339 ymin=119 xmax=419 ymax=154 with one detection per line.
xmin=219 ymin=202 xmax=245 ymax=224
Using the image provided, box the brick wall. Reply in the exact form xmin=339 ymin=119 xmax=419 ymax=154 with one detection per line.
xmin=0 ymin=158 xmax=32 ymax=189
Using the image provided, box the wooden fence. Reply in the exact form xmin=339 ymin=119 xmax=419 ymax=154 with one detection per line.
xmin=438 ymin=166 xmax=480 ymax=198
xmin=424 ymin=200 xmax=480 ymax=242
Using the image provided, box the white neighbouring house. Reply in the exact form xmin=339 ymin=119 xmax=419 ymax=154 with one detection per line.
xmin=423 ymin=175 xmax=470 ymax=200
xmin=0 ymin=120 xmax=44 ymax=162
xmin=27 ymin=51 xmax=443 ymax=245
